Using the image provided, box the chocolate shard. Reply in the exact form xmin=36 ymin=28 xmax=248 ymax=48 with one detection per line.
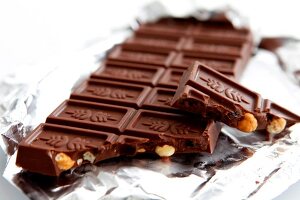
xmin=16 ymin=123 xmax=149 ymax=176
xmin=171 ymin=61 xmax=300 ymax=134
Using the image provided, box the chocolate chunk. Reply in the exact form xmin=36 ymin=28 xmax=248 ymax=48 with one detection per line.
xmin=172 ymin=62 xmax=300 ymax=134
xmin=91 ymin=61 xmax=165 ymax=86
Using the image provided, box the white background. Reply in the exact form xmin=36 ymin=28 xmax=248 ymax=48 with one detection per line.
xmin=1 ymin=0 xmax=300 ymax=199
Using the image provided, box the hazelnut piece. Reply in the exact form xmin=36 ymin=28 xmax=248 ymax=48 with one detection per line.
xmin=55 ymin=153 xmax=75 ymax=170
xmin=155 ymin=145 xmax=175 ymax=157
xmin=267 ymin=117 xmax=286 ymax=134
xmin=237 ymin=113 xmax=258 ymax=133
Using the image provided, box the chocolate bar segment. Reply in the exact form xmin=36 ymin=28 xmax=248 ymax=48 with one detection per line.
xmin=16 ymin=123 xmax=149 ymax=176
xmin=182 ymin=37 xmax=248 ymax=58
xmin=108 ymin=46 xmax=176 ymax=67
xmin=46 ymin=99 xmax=136 ymax=133
xmin=189 ymin=25 xmax=252 ymax=43
xmin=91 ymin=62 xmax=165 ymax=86
xmin=172 ymin=62 xmax=300 ymax=134
xmin=125 ymin=109 xmax=220 ymax=153
xmin=123 ymin=33 xmax=186 ymax=52
xmin=171 ymin=52 xmax=243 ymax=78
xmin=70 ymin=79 xmax=151 ymax=108
xmin=136 ymin=23 xmax=191 ymax=38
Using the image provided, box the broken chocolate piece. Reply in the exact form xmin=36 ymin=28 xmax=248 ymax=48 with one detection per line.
xmin=16 ymin=123 xmax=149 ymax=176
xmin=171 ymin=62 xmax=300 ymax=134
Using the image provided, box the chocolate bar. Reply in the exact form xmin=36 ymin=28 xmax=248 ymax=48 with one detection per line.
xmin=16 ymin=16 xmax=255 ymax=176
xmin=171 ymin=61 xmax=300 ymax=134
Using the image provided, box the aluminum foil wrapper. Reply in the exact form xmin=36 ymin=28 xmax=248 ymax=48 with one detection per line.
xmin=1 ymin=2 xmax=300 ymax=200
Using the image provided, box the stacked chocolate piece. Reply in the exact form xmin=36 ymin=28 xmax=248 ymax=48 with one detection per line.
xmin=16 ymin=18 xmax=255 ymax=176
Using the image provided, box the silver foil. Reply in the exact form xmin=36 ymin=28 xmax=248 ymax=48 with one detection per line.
xmin=1 ymin=2 xmax=300 ymax=200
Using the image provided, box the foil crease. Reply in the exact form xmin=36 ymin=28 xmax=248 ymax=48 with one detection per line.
xmin=1 ymin=2 xmax=300 ymax=200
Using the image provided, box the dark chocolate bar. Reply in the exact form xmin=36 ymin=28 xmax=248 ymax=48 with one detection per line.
xmin=171 ymin=62 xmax=300 ymax=134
